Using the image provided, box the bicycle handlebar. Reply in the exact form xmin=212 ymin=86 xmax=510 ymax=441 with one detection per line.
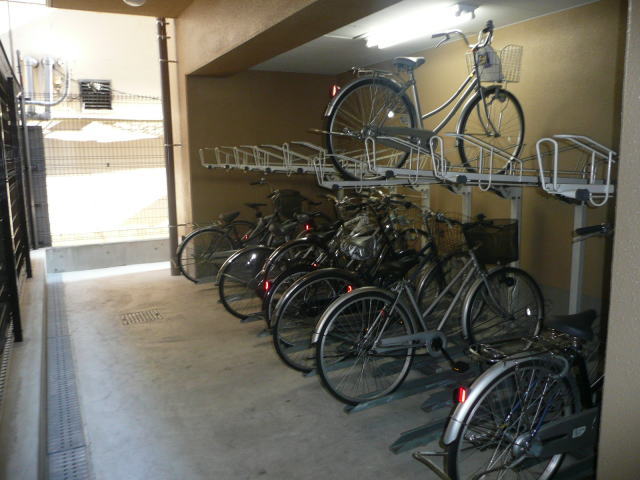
xmin=575 ymin=223 xmax=613 ymax=237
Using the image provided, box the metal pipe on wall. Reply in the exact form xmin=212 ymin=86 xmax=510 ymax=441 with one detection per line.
xmin=157 ymin=17 xmax=180 ymax=275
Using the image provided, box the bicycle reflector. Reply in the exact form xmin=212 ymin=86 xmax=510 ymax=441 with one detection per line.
xmin=330 ymin=84 xmax=341 ymax=97
xmin=304 ymin=223 xmax=312 ymax=232
xmin=346 ymin=285 xmax=353 ymax=293
xmin=242 ymin=233 xmax=249 ymax=241
xmin=454 ymin=386 xmax=468 ymax=404
xmin=264 ymin=281 xmax=271 ymax=292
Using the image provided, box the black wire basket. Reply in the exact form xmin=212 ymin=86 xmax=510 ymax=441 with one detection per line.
xmin=463 ymin=219 xmax=519 ymax=265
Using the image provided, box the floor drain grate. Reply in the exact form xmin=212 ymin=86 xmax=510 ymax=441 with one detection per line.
xmin=0 ymin=323 xmax=14 ymax=421
xmin=121 ymin=309 xmax=162 ymax=326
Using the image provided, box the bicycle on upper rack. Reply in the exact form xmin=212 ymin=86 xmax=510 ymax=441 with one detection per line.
xmin=176 ymin=178 xmax=324 ymax=284
xmin=419 ymin=223 xmax=612 ymax=480
xmin=323 ymin=20 xmax=524 ymax=180
xmin=312 ymin=213 xmax=544 ymax=405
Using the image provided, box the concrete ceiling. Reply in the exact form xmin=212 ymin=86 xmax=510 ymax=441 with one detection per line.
xmin=49 ymin=0 xmax=194 ymax=18
xmin=253 ymin=0 xmax=598 ymax=74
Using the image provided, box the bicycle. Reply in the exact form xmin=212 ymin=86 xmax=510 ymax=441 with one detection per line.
xmin=324 ymin=20 xmax=524 ymax=180
xmin=176 ymin=203 xmax=263 ymax=284
xmin=216 ymin=187 xmax=333 ymax=320
xmin=431 ymin=224 xmax=611 ymax=480
xmin=312 ymin=214 xmax=543 ymax=405
xmin=270 ymin=208 xmax=452 ymax=374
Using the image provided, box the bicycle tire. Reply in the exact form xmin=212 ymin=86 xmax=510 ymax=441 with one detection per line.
xmin=315 ymin=287 xmax=417 ymax=405
xmin=324 ymin=76 xmax=418 ymax=181
xmin=462 ymin=267 xmax=543 ymax=344
xmin=226 ymin=220 xmax=256 ymax=244
xmin=457 ymin=87 xmax=524 ymax=173
xmin=262 ymin=263 xmax=315 ymax=329
xmin=272 ymin=269 xmax=361 ymax=373
xmin=261 ymin=238 xmax=328 ymax=286
xmin=445 ymin=358 xmax=578 ymax=480
xmin=176 ymin=226 xmax=236 ymax=283
xmin=218 ymin=246 xmax=273 ymax=319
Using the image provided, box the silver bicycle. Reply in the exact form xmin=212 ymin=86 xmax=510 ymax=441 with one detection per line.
xmin=323 ymin=20 xmax=524 ymax=179
xmin=312 ymin=214 xmax=544 ymax=405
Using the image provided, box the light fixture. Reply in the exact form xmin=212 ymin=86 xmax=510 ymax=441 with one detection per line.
xmin=364 ymin=3 xmax=478 ymax=49
xmin=122 ymin=0 xmax=146 ymax=6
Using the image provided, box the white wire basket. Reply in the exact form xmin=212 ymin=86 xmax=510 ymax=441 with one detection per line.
xmin=466 ymin=44 xmax=523 ymax=83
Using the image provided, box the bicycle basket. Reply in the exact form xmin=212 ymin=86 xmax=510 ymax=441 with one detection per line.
xmin=466 ymin=44 xmax=523 ymax=83
xmin=463 ymin=219 xmax=518 ymax=265
xmin=273 ymin=189 xmax=304 ymax=220
xmin=425 ymin=214 xmax=466 ymax=256
xmin=340 ymin=233 xmax=380 ymax=261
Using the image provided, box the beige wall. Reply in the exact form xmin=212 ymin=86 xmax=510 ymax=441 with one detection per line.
xmin=184 ymin=70 xmax=336 ymax=224
xmin=598 ymin=0 xmax=640 ymax=476
xmin=390 ymin=0 xmax=625 ymax=299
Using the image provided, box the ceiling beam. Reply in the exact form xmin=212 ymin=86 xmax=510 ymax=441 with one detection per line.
xmin=176 ymin=0 xmax=403 ymax=76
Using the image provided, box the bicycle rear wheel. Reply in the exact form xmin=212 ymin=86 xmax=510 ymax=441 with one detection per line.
xmin=177 ymin=227 xmax=235 ymax=283
xmin=218 ymin=246 xmax=273 ymax=319
xmin=315 ymin=288 xmax=416 ymax=405
xmin=273 ymin=270 xmax=359 ymax=372
xmin=325 ymin=76 xmax=417 ymax=180
xmin=463 ymin=267 xmax=543 ymax=344
xmin=457 ymin=87 xmax=524 ymax=173
xmin=263 ymin=264 xmax=315 ymax=329
xmin=446 ymin=360 xmax=578 ymax=479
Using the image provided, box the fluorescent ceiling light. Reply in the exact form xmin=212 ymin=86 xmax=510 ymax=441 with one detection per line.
xmin=365 ymin=3 xmax=477 ymax=49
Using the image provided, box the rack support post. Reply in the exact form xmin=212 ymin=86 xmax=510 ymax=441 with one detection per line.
xmin=569 ymin=203 xmax=587 ymax=313
xmin=510 ymin=187 xmax=522 ymax=267
xmin=461 ymin=187 xmax=472 ymax=219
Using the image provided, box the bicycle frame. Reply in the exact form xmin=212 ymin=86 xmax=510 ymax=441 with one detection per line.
xmin=405 ymin=72 xmax=480 ymax=134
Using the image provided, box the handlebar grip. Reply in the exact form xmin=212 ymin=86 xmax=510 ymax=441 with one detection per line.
xmin=482 ymin=20 xmax=494 ymax=33
xmin=575 ymin=224 xmax=611 ymax=236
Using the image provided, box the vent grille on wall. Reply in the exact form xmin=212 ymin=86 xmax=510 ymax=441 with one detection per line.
xmin=79 ymin=80 xmax=112 ymax=110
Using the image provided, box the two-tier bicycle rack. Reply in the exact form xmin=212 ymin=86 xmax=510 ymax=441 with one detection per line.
xmin=199 ymin=131 xmax=616 ymax=473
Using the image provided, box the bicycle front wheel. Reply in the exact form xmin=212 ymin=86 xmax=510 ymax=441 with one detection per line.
xmin=463 ymin=267 xmax=543 ymax=344
xmin=177 ymin=227 xmax=235 ymax=283
xmin=325 ymin=76 xmax=417 ymax=180
xmin=457 ymin=87 xmax=524 ymax=173
xmin=315 ymin=288 xmax=416 ymax=405
xmin=446 ymin=360 xmax=578 ymax=479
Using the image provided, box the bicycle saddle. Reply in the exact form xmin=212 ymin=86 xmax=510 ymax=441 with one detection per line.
xmin=245 ymin=202 xmax=267 ymax=209
xmin=218 ymin=211 xmax=240 ymax=223
xmin=546 ymin=309 xmax=596 ymax=341
xmin=393 ymin=56 xmax=426 ymax=70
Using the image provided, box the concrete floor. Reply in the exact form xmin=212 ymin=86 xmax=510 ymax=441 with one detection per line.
xmin=59 ymin=263 xmax=438 ymax=479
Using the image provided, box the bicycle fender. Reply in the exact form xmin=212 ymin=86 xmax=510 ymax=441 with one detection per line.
xmin=311 ymin=286 xmax=396 ymax=345
xmin=442 ymin=356 xmax=539 ymax=445
xmin=275 ymin=268 xmax=363 ymax=330
xmin=323 ymin=76 xmax=407 ymax=117
xmin=176 ymin=225 xmax=226 ymax=256
xmin=263 ymin=237 xmax=323 ymax=275
xmin=216 ymin=245 xmax=274 ymax=284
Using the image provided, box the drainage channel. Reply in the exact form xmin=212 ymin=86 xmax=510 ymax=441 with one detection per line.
xmin=45 ymin=273 xmax=92 ymax=480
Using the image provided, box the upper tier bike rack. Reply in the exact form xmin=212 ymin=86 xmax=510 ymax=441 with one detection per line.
xmin=199 ymin=133 xmax=616 ymax=208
